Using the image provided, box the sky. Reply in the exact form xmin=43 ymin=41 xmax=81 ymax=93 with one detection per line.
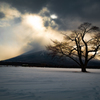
xmin=0 ymin=0 xmax=100 ymax=60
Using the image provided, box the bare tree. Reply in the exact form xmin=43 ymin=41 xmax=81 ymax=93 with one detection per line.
xmin=47 ymin=22 xmax=100 ymax=72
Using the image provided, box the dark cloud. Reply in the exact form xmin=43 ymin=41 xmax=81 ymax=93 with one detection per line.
xmin=0 ymin=0 xmax=100 ymax=29
xmin=0 ymin=12 xmax=5 ymax=19
xmin=46 ymin=0 xmax=100 ymax=30
xmin=0 ymin=0 xmax=49 ymax=13
xmin=44 ymin=21 xmax=50 ymax=27
xmin=47 ymin=0 xmax=100 ymax=20
xmin=40 ymin=11 xmax=50 ymax=17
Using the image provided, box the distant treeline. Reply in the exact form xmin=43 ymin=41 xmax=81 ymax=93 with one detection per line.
xmin=0 ymin=61 xmax=100 ymax=69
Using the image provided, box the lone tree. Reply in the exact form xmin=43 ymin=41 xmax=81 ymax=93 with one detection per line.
xmin=47 ymin=22 xmax=100 ymax=72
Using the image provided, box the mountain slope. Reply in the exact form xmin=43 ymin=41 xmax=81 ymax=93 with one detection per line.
xmin=4 ymin=50 xmax=76 ymax=66
xmin=3 ymin=50 xmax=100 ymax=67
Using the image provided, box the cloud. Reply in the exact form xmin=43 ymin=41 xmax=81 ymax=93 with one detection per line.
xmin=0 ymin=45 xmax=22 ymax=60
xmin=46 ymin=0 xmax=100 ymax=30
xmin=0 ymin=0 xmax=100 ymax=60
xmin=39 ymin=7 xmax=59 ymax=29
xmin=0 ymin=2 xmax=21 ymax=20
xmin=0 ymin=0 xmax=49 ymax=13
xmin=0 ymin=21 xmax=10 ymax=27
xmin=1 ymin=0 xmax=100 ymax=29
xmin=12 ymin=12 xmax=63 ymax=53
xmin=0 ymin=12 xmax=5 ymax=19
xmin=82 ymin=2 xmax=100 ymax=21
xmin=50 ymin=14 xmax=58 ymax=19
xmin=39 ymin=7 xmax=50 ymax=17
xmin=0 ymin=2 xmax=21 ymax=28
xmin=0 ymin=7 xmax=63 ymax=60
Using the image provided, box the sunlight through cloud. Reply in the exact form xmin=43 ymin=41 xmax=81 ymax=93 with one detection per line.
xmin=50 ymin=14 xmax=58 ymax=19
xmin=24 ymin=14 xmax=44 ymax=30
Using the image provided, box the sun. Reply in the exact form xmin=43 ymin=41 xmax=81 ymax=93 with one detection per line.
xmin=26 ymin=14 xmax=44 ymax=30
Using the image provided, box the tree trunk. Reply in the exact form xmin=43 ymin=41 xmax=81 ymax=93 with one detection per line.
xmin=81 ymin=66 xmax=87 ymax=72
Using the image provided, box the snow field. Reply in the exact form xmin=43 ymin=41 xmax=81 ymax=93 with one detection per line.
xmin=0 ymin=66 xmax=100 ymax=100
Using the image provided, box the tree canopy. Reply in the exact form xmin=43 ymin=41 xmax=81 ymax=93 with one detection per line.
xmin=47 ymin=22 xmax=100 ymax=72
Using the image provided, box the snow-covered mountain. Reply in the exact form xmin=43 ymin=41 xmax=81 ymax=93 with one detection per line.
xmin=3 ymin=50 xmax=100 ymax=67
xmin=4 ymin=50 xmax=76 ymax=66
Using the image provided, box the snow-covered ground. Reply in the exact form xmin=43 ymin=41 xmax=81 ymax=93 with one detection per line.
xmin=0 ymin=66 xmax=100 ymax=100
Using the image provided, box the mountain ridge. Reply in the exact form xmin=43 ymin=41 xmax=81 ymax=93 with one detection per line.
xmin=1 ymin=50 xmax=100 ymax=67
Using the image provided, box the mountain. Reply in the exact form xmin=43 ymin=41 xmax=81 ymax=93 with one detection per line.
xmin=2 ymin=50 xmax=100 ymax=68
xmin=4 ymin=50 xmax=76 ymax=66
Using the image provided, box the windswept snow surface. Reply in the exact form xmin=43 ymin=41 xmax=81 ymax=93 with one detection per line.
xmin=0 ymin=66 xmax=100 ymax=100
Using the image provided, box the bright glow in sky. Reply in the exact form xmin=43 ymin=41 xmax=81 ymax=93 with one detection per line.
xmin=50 ymin=14 xmax=58 ymax=19
xmin=25 ymin=15 xmax=44 ymax=30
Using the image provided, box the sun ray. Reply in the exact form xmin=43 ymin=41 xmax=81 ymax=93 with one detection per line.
xmin=25 ymin=14 xmax=44 ymax=30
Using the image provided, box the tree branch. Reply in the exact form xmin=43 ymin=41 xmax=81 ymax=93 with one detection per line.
xmin=88 ymin=45 xmax=100 ymax=61
xmin=57 ymin=45 xmax=81 ymax=66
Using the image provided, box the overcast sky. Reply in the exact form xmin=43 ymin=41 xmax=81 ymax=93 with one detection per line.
xmin=0 ymin=0 xmax=100 ymax=60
